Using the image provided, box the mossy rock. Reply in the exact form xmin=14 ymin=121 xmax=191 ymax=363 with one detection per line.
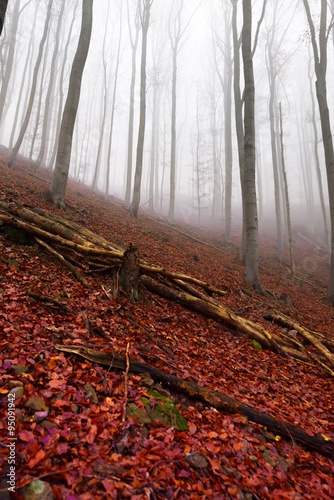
xmin=251 ymin=339 xmax=263 ymax=351
xmin=127 ymin=390 xmax=188 ymax=431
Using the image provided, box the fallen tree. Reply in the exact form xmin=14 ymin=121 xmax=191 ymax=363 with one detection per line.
xmin=1 ymin=201 xmax=333 ymax=375
xmin=55 ymin=343 xmax=334 ymax=457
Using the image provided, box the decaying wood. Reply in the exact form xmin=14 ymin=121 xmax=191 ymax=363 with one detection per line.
xmin=1 ymin=201 xmax=333 ymax=375
xmin=55 ymin=343 xmax=333 ymax=457
xmin=265 ymin=311 xmax=334 ymax=370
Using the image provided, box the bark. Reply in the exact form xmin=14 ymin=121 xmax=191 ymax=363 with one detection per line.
xmin=302 ymin=0 xmax=334 ymax=304
xmin=55 ymin=343 xmax=334 ymax=456
xmin=242 ymin=0 xmax=261 ymax=289
xmin=47 ymin=0 xmax=93 ymax=209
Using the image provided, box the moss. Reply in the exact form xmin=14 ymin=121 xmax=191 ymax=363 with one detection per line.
xmin=127 ymin=390 xmax=188 ymax=431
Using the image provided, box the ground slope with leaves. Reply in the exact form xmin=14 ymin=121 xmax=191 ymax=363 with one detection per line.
xmin=0 ymin=149 xmax=333 ymax=499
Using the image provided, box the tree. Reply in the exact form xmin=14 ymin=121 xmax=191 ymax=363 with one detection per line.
xmin=47 ymin=0 xmax=93 ymax=209
xmin=0 ymin=0 xmax=8 ymax=35
xmin=34 ymin=1 xmax=65 ymax=170
xmin=7 ymin=0 xmax=53 ymax=169
xmin=242 ymin=0 xmax=261 ymax=289
xmin=129 ymin=0 xmax=153 ymax=217
xmin=0 ymin=1 xmax=20 ymax=122
xmin=125 ymin=0 xmax=141 ymax=206
xmin=302 ymin=0 xmax=334 ymax=303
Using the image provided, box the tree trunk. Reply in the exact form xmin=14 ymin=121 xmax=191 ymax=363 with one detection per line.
xmin=129 ymin=0 xmax=152 ymax=217
xmin=0 ymin=0 xmax=18 ymax=121
xmin=125 ymin=0 xmax=140 ymax=206
xmin=7 ymin=0 xmax=52 ymax=168
xmin=303 ymin=0 xmax=334 ymax=303
xmin=35 ymin=2 xmax=65 ymax=170
xmin=47 ymin=0 xmax=93 ymax=209
xmin=242 ymin=0 xmax=261 ymax=289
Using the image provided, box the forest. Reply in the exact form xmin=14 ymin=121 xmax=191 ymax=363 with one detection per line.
xmin=0 ymin=0 xmax=333 ymax=498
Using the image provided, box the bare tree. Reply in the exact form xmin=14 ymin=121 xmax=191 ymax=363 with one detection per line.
xmin=47 ymin=0 xmax=93 ymax=208
xmin=34 ymin=1 xmax=65 ymax=170
xmin=0 ymin=1 xmax=20 ymax=122
xmin=8 ymin=0 xmax=53 ymax=169
xmin=125 ymin=0 xmax=141 ymax=206
xmin=129 ymin=0 xmax=153 ymax=217
xmin=302 ymin=0 xmax=334 ymax=303
xmin=242 ymin=0 xmax=261 ymax=289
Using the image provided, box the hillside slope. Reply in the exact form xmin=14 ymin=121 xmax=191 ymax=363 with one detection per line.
xmin=0 ymin=153 xmax=333 ymax=499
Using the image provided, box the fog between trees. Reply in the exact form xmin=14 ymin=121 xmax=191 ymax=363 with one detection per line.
xmin=1 ymin=0 xmax=334 ymax=299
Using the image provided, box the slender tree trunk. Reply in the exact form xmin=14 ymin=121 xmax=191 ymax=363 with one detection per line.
xmin=307 ymin=48 xmax=330 ymax=251
xmin=224 ymin=10 xmax=233 ymax=242
xmin=0 ymin=0 xmax=19 ymax=122
xmin=35 ymin=2 xmax=65 ymax=170
xmin=279 ymin=102 xmax=294 ymax=273
xmin=125 ymin=0 xmax=140 ymax=206
xmin=303 ymin=0 xmax=334 ymax=303
xmin=242 ymin=0 xmax=261 ymax=289
xmin=48 ymin=1 xmax=78 ymax=171
xmin=105 ymin=9 xmax=122 ymax=196
xmin=47 ymin=0 xmax=93 ymax=209
xmin=7 ymin=0 xmax=52 ymax=169
xmin=231 ymin=0 xmax=246 ymax=261
xmin=8 ymin=1 xmax=39 ymax=150
xmin=129 ymin=0 xmax=152 ymax=217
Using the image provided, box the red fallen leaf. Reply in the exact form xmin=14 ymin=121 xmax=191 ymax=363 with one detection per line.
xmin=233 ymin=441 xmax=245 ymax=452
xmin=86 ymin=424 xmax=97 ymax=444
xmin=102 ymin=479 xmax=116 ymax=494
xmin=27 ymin=449 xmax=46 ymax=468
xmin=188 ymin=423 xmax=197 ymax=435
xmin=49 ymin=379 xmax=64 ymax=389
xmin=208 ymin=431 xmax=218 ymax=438
xmin=19 ymin=430 xmax=35 ymax=442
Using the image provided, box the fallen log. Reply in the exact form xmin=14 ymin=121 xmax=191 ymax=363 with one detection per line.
xmin=265 ymin=311 xmax=334 ymax=371
xmin=55 ymin=343 xmax=334 ymax=457
xmin=1 ymin=201 xmax=333 ymax=374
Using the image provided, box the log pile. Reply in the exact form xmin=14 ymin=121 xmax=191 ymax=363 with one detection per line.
xmin=0 ymin=200 xmax=333 ymax=376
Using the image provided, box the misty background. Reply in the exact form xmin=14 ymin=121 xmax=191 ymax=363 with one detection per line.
xmin=0 ymin=0 xmax=332 ymax=237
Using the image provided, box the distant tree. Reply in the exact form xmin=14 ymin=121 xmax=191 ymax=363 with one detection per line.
xmin=34 ymin=1 xmax=65 ymax=170
xmin=0 ymin=0 xmax=8 ymax=35
xmin=125 ymin=0 xmax=141 ymax=206
xmin=8 ymin=0 xmax=53 ymax=169
xmin=47 ymin=0 xmax=93 ymax=209
xmin=48 ymin=0 xmax=78 ymax=170
xmin=129 ymin=0 xmax=153 ymax=217
xmin=105 ymin=6 xmax=122 ymax=196
xmin=307 ymin=46 xmax=330 ymax=251
xmin=0 ymin=1 xmax=20 ymax=122
xmin=302 ymin=0 xmax=334 ymax=303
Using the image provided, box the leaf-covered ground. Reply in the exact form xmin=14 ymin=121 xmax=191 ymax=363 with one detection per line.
xmin=0 ymin=148 xmax=333 ymax=499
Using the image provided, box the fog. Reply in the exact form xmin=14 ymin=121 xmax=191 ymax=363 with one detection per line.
xmin=0 ymin=0 xmax=332 ymax=239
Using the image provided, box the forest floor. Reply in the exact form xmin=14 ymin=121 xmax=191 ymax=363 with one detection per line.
xmin=0 ymin=147 xmax=333 ymax=499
